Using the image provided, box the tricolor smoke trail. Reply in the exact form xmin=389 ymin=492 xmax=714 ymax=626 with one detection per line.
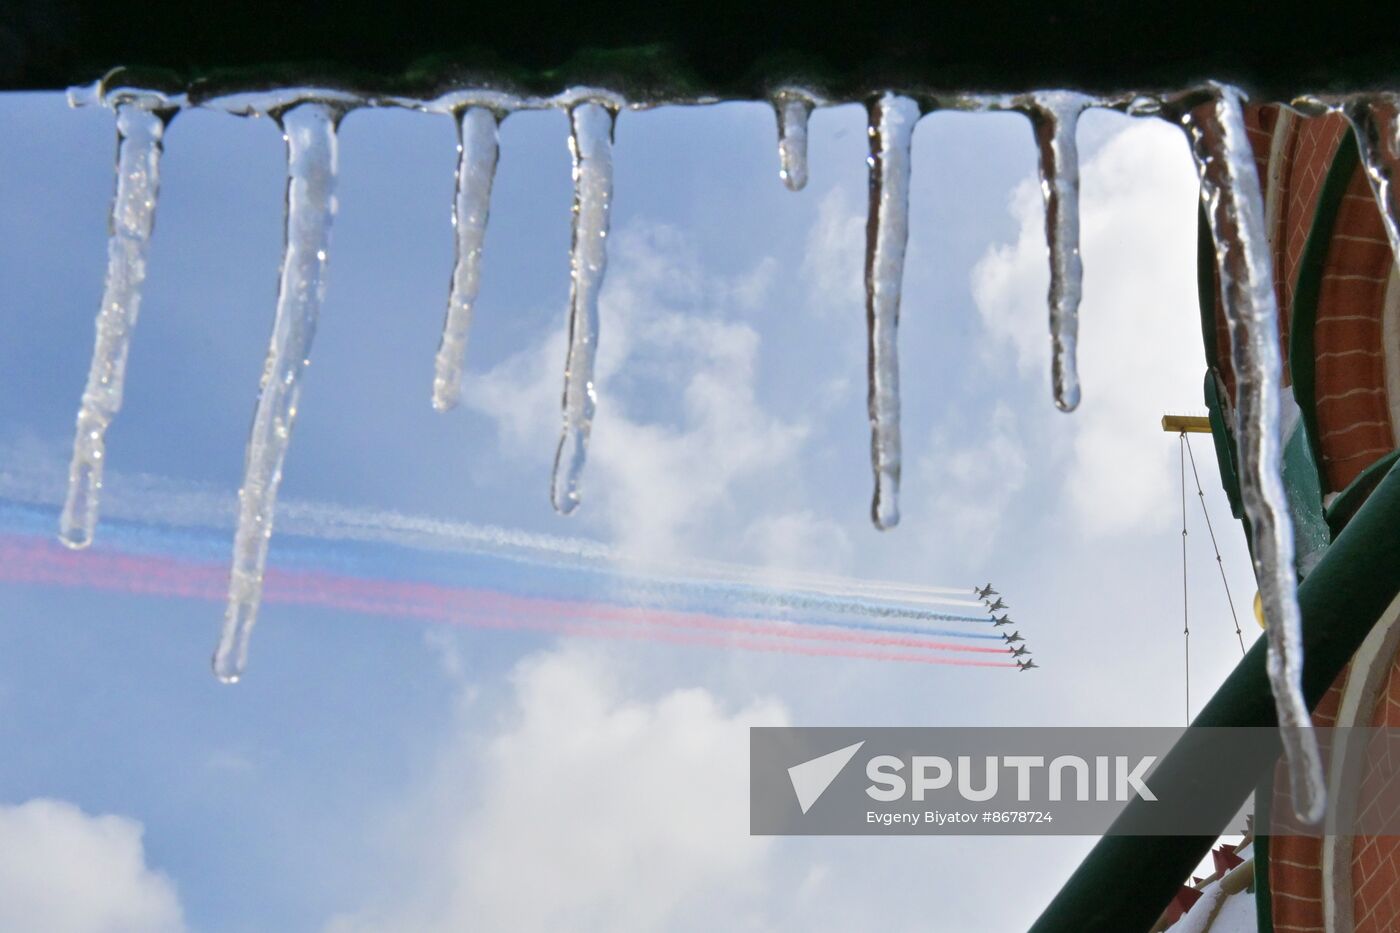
xmin=0 ymin=466 xmax=995 ymax=612
xmin=0 ymin=471 xmax=1018 ymax=668
xmin=0 ymin=532 xmax=1010 ymax=668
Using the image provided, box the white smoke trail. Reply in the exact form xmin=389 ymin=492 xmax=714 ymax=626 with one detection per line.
xmin=0 ymin=454 xmax=990 ymax=613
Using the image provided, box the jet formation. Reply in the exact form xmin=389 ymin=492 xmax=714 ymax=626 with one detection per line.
xmin=973 ymin=583 xmax=1037 ymax=671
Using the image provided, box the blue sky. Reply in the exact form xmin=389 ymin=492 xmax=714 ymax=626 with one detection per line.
xmin=0 ymin=90 xmax=1261 ymax=931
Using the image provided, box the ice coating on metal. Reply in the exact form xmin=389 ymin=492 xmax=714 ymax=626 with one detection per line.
xmin=1171 ymin=83 xmax=1325 ymax=824
xmin=59 ymin=92 xmax=173 ymax=549
xmin=201 ymin=87 xmax=363 ymax=118
xmin=865 ymin=93 xmax=919 ymax=531
xmin=550 ymin=100 xmax=616 ymax=516
xmin=214 ymin=100 xmax=342 ymax=683
xmin=1026 ymin=91 xmax=1091 ymax=413
xmin=432 ymin=106 xmax=500 ymax=411
xmin=385 ymin=86 xmax=649 ymax=116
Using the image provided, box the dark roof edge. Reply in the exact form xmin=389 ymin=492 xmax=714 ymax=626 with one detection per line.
xmin=4 ymin=3 xmax=1400 ymax=100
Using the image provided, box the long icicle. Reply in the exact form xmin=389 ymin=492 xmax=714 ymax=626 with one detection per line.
xmin=774 ymin=90 xmax=814 ymax=191
xmin=865 ymin=93 xmax=919 ymax=531
xmin=213 ymin=101 xmax=342 ymax=683
xmin=1171 ymin=83 xmax=1325 ymax=823
xmin=431 ymin=105 xmax=501 ymax=411
xmin=1026 ymin=91 xmax=1090 ymax=413
xmin=59 ymin=93 xmax=174 ymax=549
xmin=1341 ymin=94 xmax=1400 ymax=268
xmin=550 ymin=101 xmax=616 ymax=515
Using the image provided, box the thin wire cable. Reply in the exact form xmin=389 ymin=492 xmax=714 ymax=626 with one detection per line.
xmin=1184 ymin=433 xmax=1248 ymax=655
xmin=1180 ymin=432 xmax=1191 ymax=725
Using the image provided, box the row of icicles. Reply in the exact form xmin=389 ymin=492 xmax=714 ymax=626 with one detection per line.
xmin=57 ymin=76 xmax=1400 ymax=824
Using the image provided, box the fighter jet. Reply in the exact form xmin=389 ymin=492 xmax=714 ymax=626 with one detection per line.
xmin=1016 ymin=659 xmax=1039 ymax=672
xmin=985 ymin=597 xmax=1008 ymax=613
xmin=992 ymin=614 xmax=1013 ymax=627
xmin=1001 ymin=631 xmax=1024 ymax=645
xmin=974 ymin=583 xmax=999 ymax=600
xmin=1008 ymin=645 xmax=1031 ymax=657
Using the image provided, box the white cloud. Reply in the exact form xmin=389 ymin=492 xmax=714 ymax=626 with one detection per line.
xmin=971 ymin=118 xmax=1203 ymax=536
xmin=464 ymin=222 xmax=811 ymax=560
xmin=328 ymin=645 xmax=788 ymax=933
xmin=913 ymin=402 xmax=1028 ymax=565
xmin=202 ymin=749 xmax=255 ymax=775
xmin=0 ymin=799 xmax=185 ymax=933
xmin=801 ymin=188 xmax=865 ymax=318
xmin=740 ymin=510 xmax=853 ymax=574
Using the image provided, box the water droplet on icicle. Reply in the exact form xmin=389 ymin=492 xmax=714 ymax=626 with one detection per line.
xmin=59 ymin=91 xmax=177 ymax=549
xmin=1340 ymin=94 xmax=1400 ymax=270
xmin=550 ymin=100 xmax=616 ymax=516
xmin=432 ymin=105 xmax=501 ymax=411
xmin=1169 ymin=83 xmax=1325 ymax=824
xmin=864 ymin=93 xmax=919 ymax=531
xmin=774 ymin=90 xmax=814 ymax=191
xmin=214 ymin=100 xmax=343 ymax=684
xmin=1025 ymin=91 xmax=1090 ymax=413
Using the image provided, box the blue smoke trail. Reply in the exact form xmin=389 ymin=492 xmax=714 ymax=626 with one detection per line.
xmin=0 ymin=497 xmax=1004 ymax=643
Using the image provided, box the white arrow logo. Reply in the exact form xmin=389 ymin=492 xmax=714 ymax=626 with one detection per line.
xmin=787 ymin=741 xmax=865 ymax=814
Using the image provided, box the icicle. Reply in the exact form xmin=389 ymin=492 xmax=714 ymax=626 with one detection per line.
xmin=431 ymin=105 xmax=501 ymax=411
xmin=774 ymin=90 xmax=814 ymax=191
xmin=213 ymin=101 xmax=342 ymax=683
xmin=1169 ymin=83 xmax=1325 ymax=824
xmin=58 ymin=92 xmax=174 ymax=549
xmin=550 ymin=100 xmax=616 ymax=516
xmin=1025 ymin=91 xmax=1090 ymax=413
xmin=864 ymin=93 xmax=919 ymax=531
xmin=1340 ymin=94 xmax=1400 ymax=268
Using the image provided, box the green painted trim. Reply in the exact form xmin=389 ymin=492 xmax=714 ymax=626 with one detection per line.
xmin=1029 ymin=457 xmax=1400 ymax=933
xmin=1198 ymin=204 xmax=1221 ymax=372
xmin=1282 ymin=414 xmax=1332 ymax=572
xmin=1289 ymin=129 xmax=1360 ymax=491
xmin=1205 ymin=369 xmax=1245 ymax=520
xmin=1253 ymin=772 xmax=1276 ymax=933
xmin=1327 ymin=448 xmax=1400 ymax=536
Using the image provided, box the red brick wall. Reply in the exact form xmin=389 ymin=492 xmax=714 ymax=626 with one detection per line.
xmin=1278 ymin=116 xmax=1349 ymax=321
xmin=1206 ymin=109 xmax=1344 ymax=401
xmin=1205 ymin=108 xmax=1396 ymax=493
xmin=1267 ymin=679 xmax=1344 ymax=932
xmin=1350 ymin=660 xmax=1400 ymax=931
xmin=1310 ymin=164 xmax=1396 ymax=491
xmin=1267 ymin=658 xmax=1400 ymax=930
xmin=1235 ymin=105 xmax=1399 ymax=930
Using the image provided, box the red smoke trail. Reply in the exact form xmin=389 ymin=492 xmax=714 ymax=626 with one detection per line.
xmin=259 ymin=567 xmax=1009 ymax=655
xmin=0 ymin=535 xmax=1014 ymax=668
